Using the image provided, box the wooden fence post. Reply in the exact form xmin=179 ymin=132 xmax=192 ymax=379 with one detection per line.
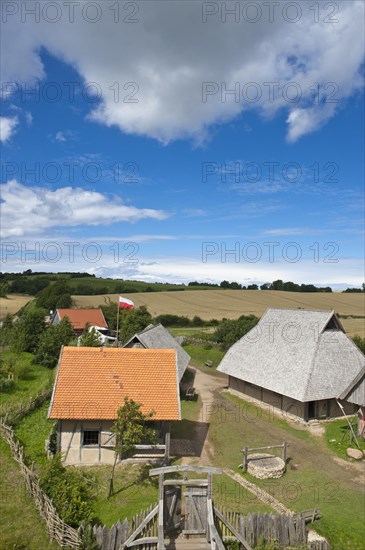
xmin=243 ymin=447 xmax=248 ymax=472
xmin=282 ymin=441 xmax=287 ymax=463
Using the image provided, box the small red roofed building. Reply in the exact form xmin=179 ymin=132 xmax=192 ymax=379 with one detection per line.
xmin=51 ymin=308 xmax=108 ymax=335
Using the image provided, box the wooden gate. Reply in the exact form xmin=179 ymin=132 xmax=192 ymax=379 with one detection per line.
xmin=164 ymin=486 xmax=181 ymax=532
xmin=184 ymin=486 xmax=208 ymax=535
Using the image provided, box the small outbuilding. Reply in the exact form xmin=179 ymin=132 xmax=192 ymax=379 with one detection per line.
xmin=51 ymin=308 xmax=108 ymax=335
xmin=217 ymin=308 xmax=365 ymax=421
xmin=123 ymin=323 xmax=190 ymax=382
xmin=48 ymin=346 xmax=181 ymax=465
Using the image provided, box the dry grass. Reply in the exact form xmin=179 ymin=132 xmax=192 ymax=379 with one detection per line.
xmin=73 ymin=290 xmax=365 ymax=337
xmin=0 ymin=294 xmax=34 ymax=319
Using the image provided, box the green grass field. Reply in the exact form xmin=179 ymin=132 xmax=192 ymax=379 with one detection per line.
xmin=0 ymin=439 xmax=59 ymax=550
xmin=0 ymin=358 xmax=57 ymax=549
xmin=0 ymin=351 xmax=54 ymax=411
xmin=207 ymin=391 xmax=365 ymax=550
xmin=324 ymin=418 xmax=365 ymax=460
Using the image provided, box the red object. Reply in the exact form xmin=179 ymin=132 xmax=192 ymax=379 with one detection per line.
xmin=119 ymin=296 xmax=134 ymax=309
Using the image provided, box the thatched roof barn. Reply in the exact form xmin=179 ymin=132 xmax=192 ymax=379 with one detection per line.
xmin=218 ymin=308 xmax=365 ymax=421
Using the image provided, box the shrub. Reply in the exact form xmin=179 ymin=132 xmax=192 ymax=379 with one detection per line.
xmin=40 ymin=454 xmax=95 ymax=527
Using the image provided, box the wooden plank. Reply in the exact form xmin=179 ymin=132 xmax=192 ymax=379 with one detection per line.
xmin=214 ymin=507 xmax=252 ymax=550
xmin=164 ymin=479 xmax=208 ymax=487
xmin=288 ymin=515 xmax=296 ymax=545
xmin=149 ymin=465 xmax=222 ymax=477
xmin=122 ymin=505 xmax=159 ymax=548
xmin=126 ymin=537 xmax=158 ymax=547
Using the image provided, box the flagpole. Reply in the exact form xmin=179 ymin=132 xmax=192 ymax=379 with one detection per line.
xmin=116 ymin=297 xmax=120 ymax=347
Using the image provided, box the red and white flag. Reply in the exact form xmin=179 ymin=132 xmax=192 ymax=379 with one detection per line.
xmin=118 ymin=296 xmax=134 ymax=309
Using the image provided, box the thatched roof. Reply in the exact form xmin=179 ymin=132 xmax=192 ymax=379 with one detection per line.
xmin=339 ymin=366 xmax=365 ymax=406
xmin=123 ymin=324 xmax=190 ymax=382
xmin=217 ymin=308 xmax=365 ymax=403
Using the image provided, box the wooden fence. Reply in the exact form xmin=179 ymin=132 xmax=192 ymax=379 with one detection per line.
xmin=80 ymin=504 xmax=159 ymax=550
xmin=0 ymin=419 xmax=81 ymax=549
xmin=214 ymin=507 xmax=328 ymax=549
xmin=1 ymin=388 xmax=52 ymax=425
xmin=309 ymin=542 xmax=330 ymax=550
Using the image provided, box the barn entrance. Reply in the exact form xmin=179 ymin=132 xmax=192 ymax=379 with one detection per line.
xmin=307 ymin=401 xmax=316 ymax=420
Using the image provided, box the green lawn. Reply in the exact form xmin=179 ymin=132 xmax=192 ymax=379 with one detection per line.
xmin=15 ymin=401 xmax=54 ymax=467
xmin=0 ymin=438 xmax=59 ymax=550
xmin=207 ymin=390 xmax=365 ymax=550
xmin=183 ymin=343 xmax=225 ymax=370
xmin=324 ymin=417 xmax=365 ymax=460
xmin=0 ymin=351 xmax=54 ymax=411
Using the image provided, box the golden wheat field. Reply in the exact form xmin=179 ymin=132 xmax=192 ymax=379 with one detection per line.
xmin=0 ymin=295 xmax=34 ymax=319
xmin=73 ymin=290 xmax=365 ymax=337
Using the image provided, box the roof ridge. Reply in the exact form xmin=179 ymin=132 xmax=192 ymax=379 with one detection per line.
xmin=266 ymin=307 xmax=335 ymax=314
xmin=302 ymin=335 xmax=321 ymax=402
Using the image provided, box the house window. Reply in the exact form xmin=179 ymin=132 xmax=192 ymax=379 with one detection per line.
xmin=82 ymin=430 xmax=100 ymax=446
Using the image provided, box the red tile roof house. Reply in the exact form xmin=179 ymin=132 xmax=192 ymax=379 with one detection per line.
xmin=51 ymin=308 xmax=108 ymax=336
xmin=48 ymin=347 xmax=181 ymax=465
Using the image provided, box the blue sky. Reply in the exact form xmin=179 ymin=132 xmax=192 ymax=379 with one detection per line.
xmin=1 ymin=1 xmax=364 ymax=288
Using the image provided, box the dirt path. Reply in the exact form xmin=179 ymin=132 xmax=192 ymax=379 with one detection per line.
xmin=181 ymin=367 xmax=225 ymax=465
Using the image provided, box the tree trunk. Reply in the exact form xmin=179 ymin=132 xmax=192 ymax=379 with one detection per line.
xmin=108 ymin=452 xmax=118 ymax=498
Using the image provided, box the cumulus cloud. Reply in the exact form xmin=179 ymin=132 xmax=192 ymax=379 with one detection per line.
xmin=0 ymin=180 xmax=169 ymax=237
xmin=0 ymin=116 xmax=18 ymax=142
xmin=1 ymin=1 xmax=363 ymax=142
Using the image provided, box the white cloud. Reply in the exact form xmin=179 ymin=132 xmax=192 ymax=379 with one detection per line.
xmin=25 ymin=112 xmax=33 ymax=125
xmin=1 ymin=1 xmax=363 ymax=142
xmin=0 ymin=180 xmax=169 ymax=237
xmin=55 ymin=131 xmax=66 ymax=142
xmin=0 ymin=116 xmax=18 ymax=142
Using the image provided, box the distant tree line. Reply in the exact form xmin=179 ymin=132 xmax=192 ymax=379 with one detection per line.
xmin=1 ymin=271 xmax=364 ymax=300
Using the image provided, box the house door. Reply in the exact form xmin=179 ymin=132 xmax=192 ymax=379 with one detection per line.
xmin=307 ymin=401 xmax=316 ymax=420
xmin=164 ymin=486 xmax=181 ymax=532
xmin=183 ymin=487 xmax=208 ymax=535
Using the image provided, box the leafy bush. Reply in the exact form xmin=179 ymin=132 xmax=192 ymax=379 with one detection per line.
xmin=13 ymin=361 xmax=32 ymax=380
xmin=212 ymin=314 xmax=259 ymax=350
xmin=40 ymin=454 xmax=95 ymax=527
xmin=352 ymin=335 xmax=365 ymax=354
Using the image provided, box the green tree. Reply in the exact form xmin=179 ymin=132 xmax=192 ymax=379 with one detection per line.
xmin=119 ymin=305 xmax=153 ymax=343
xmin=78 ymin=323 xmax=102 ymax=347
xmin=36 ymin=280 xmax=72 ymax=310
xmin=0 ymin=282 xmax=9 ymax=297
xmin=35 ymin=317 xmax=74 ymax=368
xmin=109 ymin=397 xmax=156 ymax=497
xmin=352 ymin=335 xmax=365 ymax=355
xmin=213 ymin=314 xmax=259 ymax=351
xmin=11 ymin=310 xmax=46 ymax=353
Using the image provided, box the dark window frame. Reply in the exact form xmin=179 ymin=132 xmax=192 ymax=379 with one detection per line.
xmin=82 ymin=430 xmax=100 ymax=446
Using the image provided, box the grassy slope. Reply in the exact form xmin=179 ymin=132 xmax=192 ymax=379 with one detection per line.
xmin=73 ymin=290 xmax=365 ymax=337
xmin=0 ymin=439 xmax=59 ymax=550
xmin=0 ymin=358 xmax=57 ymax=549
xmin=0 ymin=351 xmax=53 ymax=410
